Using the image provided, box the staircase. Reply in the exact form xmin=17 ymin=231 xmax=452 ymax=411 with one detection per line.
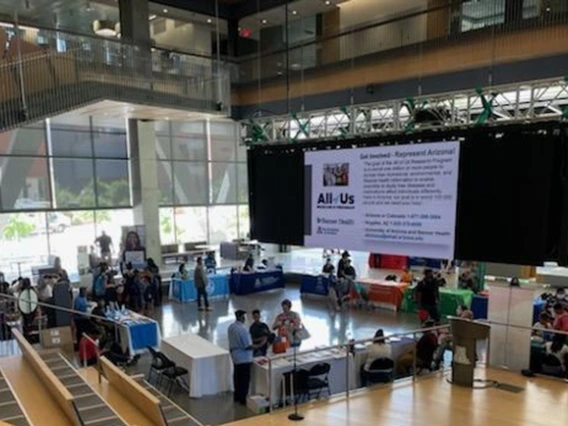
xmin=39 ymin=352 xmax=127 ymax=426
xmin=132 ymin=376 xmax=200 ymax=426
xmin=0 ymin=368 xmax=30 ymax=426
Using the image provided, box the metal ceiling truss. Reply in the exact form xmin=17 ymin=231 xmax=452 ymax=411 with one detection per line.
xmin=240 ymin=77 xmax=568 ymax=146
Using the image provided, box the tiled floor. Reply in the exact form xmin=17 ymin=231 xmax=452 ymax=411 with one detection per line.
xmin=130 ymin=280 xmax=420 ymax=426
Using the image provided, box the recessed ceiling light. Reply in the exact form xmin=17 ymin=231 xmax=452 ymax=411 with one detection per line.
xmin=165 ymin=117 xmax=170 ymax=120
xmin=261 ymin=19 xmax=267 ymax=24
xmin=325 ymin=0 xmax=331 ymax=5
xmin=207 ymin=18 xmax=212 ymax=24
xmin=148 ymin=14 xmax=157 ymax=21
xmin=163 ymin=8 xmax=168 ymax=13
xmin=292 ymin=10 xmax=297 ymax=15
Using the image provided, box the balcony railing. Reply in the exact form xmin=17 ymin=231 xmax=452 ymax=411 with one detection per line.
xmin=234 ymin=0 xmax=568 ymax=84
xmin=0 ymin=25 xmax=231 ymax=131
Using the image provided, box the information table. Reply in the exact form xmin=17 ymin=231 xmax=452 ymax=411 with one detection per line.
xmin=161 ymin=334 xmax=233 ymax=398
xmin=229 ymin=268 xmax=285 ymax=295
xmin=108 ymin=310 xmax=160 ymax=356
xmin=352 ymin=279 xmax=410 ymax=311
xmin=300 ymin=274 xmax=332 ymax=297
xmin=401 ymin=288 xmax=474 ymax=317
xmin=252 ymin=348 xmax=355 ymax=406
xmin=169 ymin=274 xmax=229 ymax=303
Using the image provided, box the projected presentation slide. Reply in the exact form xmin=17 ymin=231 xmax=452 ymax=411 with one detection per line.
xmin=304 ymin=142 xmax=461 ymax=259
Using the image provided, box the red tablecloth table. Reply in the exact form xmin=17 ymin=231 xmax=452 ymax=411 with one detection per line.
xmin=351 ymin=279 xmax=410 ymax=311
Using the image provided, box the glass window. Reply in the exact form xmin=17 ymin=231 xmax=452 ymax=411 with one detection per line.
xmin=156 ymin=135 xmax=172 ymax=160
xmin=173 ymin=161 xmax=208 ymax=205
xmin=0 ymin=127 xmax=47 ymax=156
xmin=237 ymin=141 xmax=247 ymax=162
xmin=237 ymin=163 xmax=248 ymax=204
xmin=159 ymin=208 xmax=176 ymax=245
xmin=175 ymin=207 xmax=208 ymax=243
xmin=210 ymin=120 xmax=236 ymax=138
xmin=0 ymin=212 xmax=49 ymax=281
xmin=157 ymin=161 xmax=174 ymax=206
xmin=210 ymin=138 xmax=237 ymax=162
xmin=48 ymin=210 xmax=95 ymax=280
xmin=238 ymin=205 xmax=250 ymax=239
xmin=0 ymin=156 xmax=51 ymax=210
xmin=210 ymin=162 xmax=237 ymax=204
xmin=208 ymin=205 xmax=238 ymax=244
xmin=95 ymin=160 xmax=131 ymax=207
xmin=50 ymin=127 xmax=93 ymax=157
xmin=93 ymin=132 xmax=128 ymax=158
xmin=95 ymin=209 xmax=134 ymax=256
xmin=91 ymin=116 xmax=126 ymax=133
xmin=171 ymin=137 xmax=207 ymax=161
xmin=52 ymin=158 xmax=96 ymax=208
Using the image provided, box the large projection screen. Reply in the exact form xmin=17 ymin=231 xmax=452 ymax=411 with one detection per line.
xmin=304 ymin=142 xmax=461 ymax=259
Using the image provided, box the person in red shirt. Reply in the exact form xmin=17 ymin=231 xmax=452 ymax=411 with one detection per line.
xmin=553 ymin=303 xmax=568 ymax=332
xmin=79 ymin=330 xmax=100 ymax=366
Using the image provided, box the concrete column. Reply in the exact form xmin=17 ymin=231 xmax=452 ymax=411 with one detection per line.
xmin=119 ymin=0 xmax=151 ymax=46
xmin=128 ymin=119 xmax=161 ymax=264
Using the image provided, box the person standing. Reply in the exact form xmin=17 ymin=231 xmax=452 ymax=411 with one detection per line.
xmin=95 ymin=231 xmax=113 ymax=261
xmin=415 ymin=269 xmax=440 ymax=323
xmin=228 ymin=310 xmax=253 ymax=405
xmin=337 ymin=251 xmax=350 ymax=279
xmin=249 ymin=309 xmax=272 ymax=357
xmin=194 ymin=257 xmax=211 ymax=312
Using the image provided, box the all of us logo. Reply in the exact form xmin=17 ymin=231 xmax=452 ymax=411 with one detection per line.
xmin=317 ymin=193 xmax=355 ymax=205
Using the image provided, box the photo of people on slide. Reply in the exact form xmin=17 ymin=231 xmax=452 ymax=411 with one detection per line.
xmin=323 ymin=163 xmax=349 ymax=187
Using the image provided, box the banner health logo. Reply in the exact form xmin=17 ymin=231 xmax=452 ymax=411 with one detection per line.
xmin=254 ymin=276 xmax=279 ymax=288
xmin=206 ymin=278 xmax=215 ymax=295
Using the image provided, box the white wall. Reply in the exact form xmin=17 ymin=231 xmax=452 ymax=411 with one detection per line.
xmin=338 ymin=0 xmax=427 ymax=30
xmin=151 ymin=18 xmax=212 ymax=55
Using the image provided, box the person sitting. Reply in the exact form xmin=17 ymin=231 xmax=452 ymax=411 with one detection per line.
xmin=532 ymin=312 xmax=552 ymax=342
xmin=322 ymin=258 xmax=335 ymax=274
xmin=432 ymin=305 xmax=473 ymax=369
xmin=542 ymin=333 xmax=568 ymax=378
xmin=73 ymin=287 xmax=90 ymax=348
xmin=79 ymin=328 xmax=101 ymax=367
xmin=553 ymin=303 xmax=568 ymax=332
xmin=361 ymin=329 xmax=392 ymax=386
xmin=177 ymin=262 xmax=189 ymax=280
xmin=244 ymin=254 xmax=255 ymax=272
xmin=257 ymin=259 xmax=269 ymax=270
xmin=249 ymin=309 xmax=273 ymax=357
xmin=204 ymin=252 xmax=217 ymax=274
xmin=458 ymin=271 xmax=475 ymax=291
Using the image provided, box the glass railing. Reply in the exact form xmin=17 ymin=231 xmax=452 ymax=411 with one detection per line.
xmin=235 ymin=0 xmax=568 ymax=84
xmin=0 ymin=23 xmax=232 ymax=131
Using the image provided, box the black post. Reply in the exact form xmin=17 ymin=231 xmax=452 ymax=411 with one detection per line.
xmin=288 ymin=331 xmax=304 ymax=421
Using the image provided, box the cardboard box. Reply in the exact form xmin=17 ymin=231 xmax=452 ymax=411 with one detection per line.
xmin=40 ymin=326 xmax=73 ymax=349
xmin=247 ymin=395 xmax=269 ymax=414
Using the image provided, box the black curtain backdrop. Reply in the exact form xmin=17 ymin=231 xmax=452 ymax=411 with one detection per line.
xmin=248 ymin=146 xmax=304 ymax=245
xmin=247 ymin=123 xmax=568 ymax=265
xmin=455 ymin=127 xmax=564 ymax=265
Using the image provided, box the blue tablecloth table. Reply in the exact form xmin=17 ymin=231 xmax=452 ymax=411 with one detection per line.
xmin=170 ymin=274 xmax=230 ymax=302
xmin=107 ymin=310 xmax=160 ymax=356
xmin=229 ymin=268 xmax=285 ymax=295
xmin=300 ymin=274 xmax=332 ymax=296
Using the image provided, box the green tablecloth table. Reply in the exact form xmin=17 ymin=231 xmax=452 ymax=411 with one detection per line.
xmin=400 ymin=288 xmax=474 ymax=318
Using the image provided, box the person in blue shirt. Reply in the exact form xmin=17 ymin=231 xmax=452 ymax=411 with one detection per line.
xmin=228 ymin=309 xmax=253 ymax=405
xmin=73 ymin=287 xmax=90 ymax=349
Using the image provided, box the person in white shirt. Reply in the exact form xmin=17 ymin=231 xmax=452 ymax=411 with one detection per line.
xmin=532 ymin=312 xmax=552 ymax=342
xmin=361 ymin=329 xmax=392 ymax=385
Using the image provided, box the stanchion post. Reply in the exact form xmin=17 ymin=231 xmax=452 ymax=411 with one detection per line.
xmin=345 ymin=344 xmax=350 ymax=399
xmin=268 ymin=358 xmax=273 ymax=413
xmin=412 ymin=332 xmax=417 ymax=382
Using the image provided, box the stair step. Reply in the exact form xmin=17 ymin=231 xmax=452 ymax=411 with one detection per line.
xmin=0 ymin=390 xmax=16 ymax=404
xmin=0 ymin=401 xmax=24 ymax=419
xmin=74 ymin=394 xmax=105 ymax=410
xmin=83 ymin=416 xmax=127 ymax=426
xmin=78 ymin=406 xmax=116 ymax=424
xmin=6 ymin=415 xmax=30 ymax=426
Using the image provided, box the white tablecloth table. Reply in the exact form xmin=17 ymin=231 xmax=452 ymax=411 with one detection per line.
xmin=161 ymin=334 xmax=234 ymax=398
xmin=251 ymin=348 xmax=355 ymax=406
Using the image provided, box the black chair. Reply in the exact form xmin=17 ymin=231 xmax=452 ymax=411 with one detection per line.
xmin=366 ymin=357 xmax=394 ymax=384
xmin=303 ymin=363 xmax=331 ymax=401
xmin=161 ymin=362 xmax=189 ymax=397
xmin=147 ymin=346 xmax=173 ymax=385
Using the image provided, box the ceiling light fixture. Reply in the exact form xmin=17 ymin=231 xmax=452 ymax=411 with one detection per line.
xmin=163 ymin=8 xmax=168 ymax=13
xmin=148 ymin=14 xmax=157 ymax=21
xmin=292 ymin=10 xmax=298 ymax=15
xmin=261 ymin=19 xmax=267 ymax=24
xmin=207 ymin=18 xmax=212 ymax=23
xmin=325 ymin=0 xmax=331 ymax=5
xmin=92 ymin=20 xmax=119 ymax=37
